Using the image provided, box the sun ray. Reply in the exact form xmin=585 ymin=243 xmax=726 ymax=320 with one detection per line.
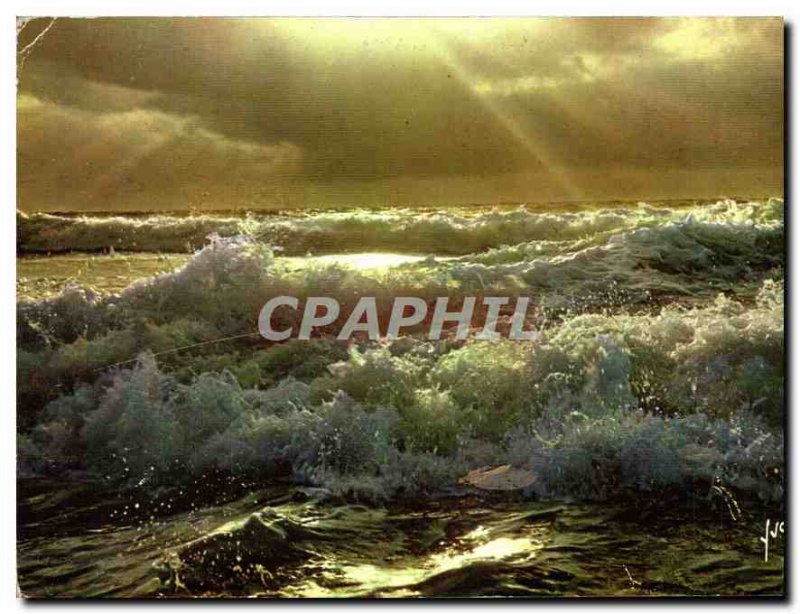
xmin=425 ymin=27 xmax=582 ymax=200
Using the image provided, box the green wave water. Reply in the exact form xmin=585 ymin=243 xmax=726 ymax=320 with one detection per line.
xmin=16 ymin=198 xmax=785 ymax=597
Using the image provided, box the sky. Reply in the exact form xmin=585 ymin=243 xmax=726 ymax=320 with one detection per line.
xmin=17 ymin=17 xmax=783 ymax=211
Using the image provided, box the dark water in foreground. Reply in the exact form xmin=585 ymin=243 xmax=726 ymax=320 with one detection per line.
xmin=17 ymin=479 xmax=784 ymax=598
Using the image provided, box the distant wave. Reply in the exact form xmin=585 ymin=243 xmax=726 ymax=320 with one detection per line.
xmin=17 ymin=198 xmax=783 ymax=256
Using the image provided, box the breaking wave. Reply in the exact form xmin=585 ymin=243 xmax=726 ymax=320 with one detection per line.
xmin=19 ymin=280 xmax=784 ymax=503
xmin=17 ymin=198 xmax=784 ymax=507
xmin=18 ymin=198 xmax=783 ymax=256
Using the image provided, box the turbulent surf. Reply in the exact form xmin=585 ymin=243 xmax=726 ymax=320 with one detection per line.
xmin=17 ymin=198 xmax=785 ymax=597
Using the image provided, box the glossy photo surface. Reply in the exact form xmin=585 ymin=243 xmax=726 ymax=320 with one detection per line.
xmin=16 ymin=17 xmax=785 ymax=598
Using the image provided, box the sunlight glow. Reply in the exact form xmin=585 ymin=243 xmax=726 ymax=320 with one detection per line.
xmin=282 ymin=252 xmax=432 ymax=271
xmin=297 ymin=535 xmax=543 ymax=596
xmin=268 ymin=18 xmax=546 ymax=53
xmin=427 ymin=32 xmax=582 ymax=199
xmin=653 ymin=18 xmax=737 ymax=61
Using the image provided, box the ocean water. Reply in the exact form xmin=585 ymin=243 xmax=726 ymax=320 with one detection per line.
xmin=18 ymin=479 xmax=784 ymax=597
xmin=16 ymin=198 xmax=785 ymax=597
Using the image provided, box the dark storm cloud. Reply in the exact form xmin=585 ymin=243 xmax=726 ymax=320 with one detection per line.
xmin=17 ymin=17 xmax=783 ymax=210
